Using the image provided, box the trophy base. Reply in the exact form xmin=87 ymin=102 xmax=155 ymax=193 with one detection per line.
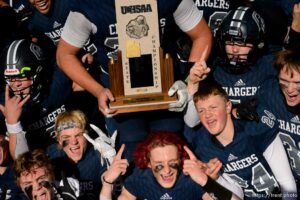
xmin=110 ymin=93 xmax=177 ymax=113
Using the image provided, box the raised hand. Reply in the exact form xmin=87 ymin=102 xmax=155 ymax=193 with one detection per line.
xmin=102 ymin=144 xmax=129 ymax=184
xmin=188 ymin=61 xmax=210 ymax=84
xmin=168 ymin=80 xmax=190 ymax=112
xmin=83 ymin=124 xmax=117 ymax=167
xmin=0 ymin=85 xmax=30 ymax=124
xmin=182 ymin=146 xmax=208 ymax=186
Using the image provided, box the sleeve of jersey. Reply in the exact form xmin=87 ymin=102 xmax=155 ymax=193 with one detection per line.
xmin=123 ymin=170 xmax=141 ymax=198
xmin=217 ymin=173 xmax=244 ymax=199
xmin=183 ymin=125 xmax=199 ymax=147
xmin=173 ymin=0 xmax=203 ymax=32
xmin=263 ymin=135 xmax=297 ymax=198
xmin=184 ymin=100 xmax=200 ymax=128
xmin=61 ymin=11 xmax=95 ymax=48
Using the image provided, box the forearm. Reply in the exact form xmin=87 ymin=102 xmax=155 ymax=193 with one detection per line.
xmin=263 ymin=135 xmax=297 ymax=199
xmin=187 ymin=19 xmax=212 ymax=62
xmin=201 ymin=176 xmax=236 ymax=200
xmin=56 ymin=40 xmax=104 ymax=98
xmin=100 ymin=184 xmax=113 ymax=200
xmin=184 ymin=100 xmax=200 ymax=127
xmin=6 ymin=121 xmax=29 ymax=159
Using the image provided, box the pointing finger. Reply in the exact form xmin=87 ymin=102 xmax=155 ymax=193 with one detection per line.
xmin=115 ymin=144 xmax=125 ymax=160
xmin=184 ymin=146 xmax=197 ymax=160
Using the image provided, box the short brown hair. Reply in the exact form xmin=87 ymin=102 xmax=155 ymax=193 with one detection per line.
xmin=274 ymin=49 xmax=300 ymax=76
xmin=14 ymin=149 xmax=54 ymax=186
xmin=193 ymin=81 xmax=229 ymax=103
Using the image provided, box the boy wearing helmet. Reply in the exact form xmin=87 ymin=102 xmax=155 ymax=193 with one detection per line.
xmin=184 ymin=6 xmax=277 ymax=127
xmin=0 ymin=39 xmax=72 ymax=152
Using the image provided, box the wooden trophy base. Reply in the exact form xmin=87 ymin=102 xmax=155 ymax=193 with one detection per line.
xmin=110 ymin=93 xmax=176 ymax=113
xmin=109 ymin=49 xmax=177 ymax=114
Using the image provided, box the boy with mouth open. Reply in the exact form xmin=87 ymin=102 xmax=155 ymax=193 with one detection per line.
xmin=14 ymin=149 xmax=80 ymax=200
xmin=99 ymin=131 xmax=243 ymax=200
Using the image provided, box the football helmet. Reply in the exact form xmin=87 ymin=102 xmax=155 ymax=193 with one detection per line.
xmin=2 ymin=39 xmax=46 ymax=101
xmin=216 ymin=6 xmax=266 ymax=74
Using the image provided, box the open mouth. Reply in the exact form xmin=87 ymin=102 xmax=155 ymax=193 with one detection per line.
xmin=34 ymin=191 xmax=47 ymax=200
xmin=285 ymin=93 xmax=298 ymax=103
xmin=206 ymin=119 xmax=217 ymax=129
xmin=69 ymin=146 xmax=81 ymax=154
xmin=35 ymin=0 xmax=49 ymax=11
xmin=160 ymin=173 xmax=174 ymax=182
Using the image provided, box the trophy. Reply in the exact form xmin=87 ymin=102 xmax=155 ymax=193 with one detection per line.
xmin=109 ymin=0 xmax=176 ymax=113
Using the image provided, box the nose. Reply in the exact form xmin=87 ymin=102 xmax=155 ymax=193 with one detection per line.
xmin=204 ymin=109 xmax=213 ymax=118
xmin=231 ymin=44 xmax=239 ymax=53
xmin=32 ymin=181 xmax=42 ymax=192
xmin=163 ymin=164 xmax=171 ymax=174
xmin=69 ymin=136 xmax=78 ymax=145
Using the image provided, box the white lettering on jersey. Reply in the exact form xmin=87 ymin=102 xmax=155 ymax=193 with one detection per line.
xmin=224 ymin=154 xmax=258 ymax=172
xmin=194 ymin=0 xmax=230 ymax=9
xmin=223 ymin=86 xmax=258 ymax=97
xmin=278 ymin=119 xmax=300 ymax=136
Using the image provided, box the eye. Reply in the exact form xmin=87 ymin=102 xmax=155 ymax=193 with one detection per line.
xmin=198 ymin=109 xmax=204 ymax=114
xmin=169 ymin=163 xmax=180 ymax=170
xmin=154 ymin=165 xmax=164 ymax=173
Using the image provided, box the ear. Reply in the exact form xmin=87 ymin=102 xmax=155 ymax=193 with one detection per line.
xmin=147 ymin=162 xmax=152 ymax=168
xmin=226 ymin=100 xmax=232 ymax=114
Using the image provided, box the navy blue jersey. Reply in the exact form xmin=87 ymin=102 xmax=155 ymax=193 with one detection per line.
xmin=255 ymin=78 xmax=300 ymax=182
xmin=27 ymin=0 xmax=97 ymax=55
xmin=124 ymin=168 xmax=204 ymax=199
xmin=70 ymin=0 xmax=182 ymax=86
xmin=194 ymin=0 xmax=231 ymax=36
xmin=47 ymin=144 xmax=106 ymax=199
xmin=213 ymin=54 xmax=276 ymax=104
xmin=0 ymin=162 xmax=27 ymax=200
xmin=184 ymin=120 xmax=280 ymax=199
xmin=28 ymin=0 xmax=70 ymax=45
xmin=22 ymin=66 xmax=72 ymax=149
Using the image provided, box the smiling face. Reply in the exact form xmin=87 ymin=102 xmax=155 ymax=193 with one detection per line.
xmin=148 ymin=145 xmax=180 ymax=188
xmin=279 ymin=66 xmax=300 ymax=107
xmin=58 ymin=128 xmax=87 ymax=163
xmin=29 ymin=0 xmax=52 ymax=14
xmin=195 ymin=94 xmax=232 ymax=136
xmin=19 ymin=166 xmax=53 ymax=200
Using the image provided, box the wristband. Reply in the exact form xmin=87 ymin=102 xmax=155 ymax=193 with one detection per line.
xmin=203 ymin=176 xmax=232 ymax=200
xmin=99 ymin=195 xmax=112 ymax=200
xmin=102 ymin=176 xmax=114 ymax=185
xmin=5 ymin=121 xmax=23 ymax=134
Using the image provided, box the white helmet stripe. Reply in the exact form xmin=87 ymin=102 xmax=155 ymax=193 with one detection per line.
xmin=229 ymin=7 xmax=249 ymax=36
xmin=6 ymin=39 xmax=24 ymax=72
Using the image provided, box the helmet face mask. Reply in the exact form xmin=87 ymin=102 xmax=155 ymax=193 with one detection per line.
xmin=2 ymin=39 xmax=46 ymax=101
xmin=6 ymin=76 xmax=33 ymax=98
xmin=224 ymin=41 xmax=254 ymax=73
xmin=217 ymin=6 xmax=265 ymax=74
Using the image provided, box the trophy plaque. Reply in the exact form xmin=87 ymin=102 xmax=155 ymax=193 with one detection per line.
xmin=109 ymin=0 xmax=177 ymax=113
